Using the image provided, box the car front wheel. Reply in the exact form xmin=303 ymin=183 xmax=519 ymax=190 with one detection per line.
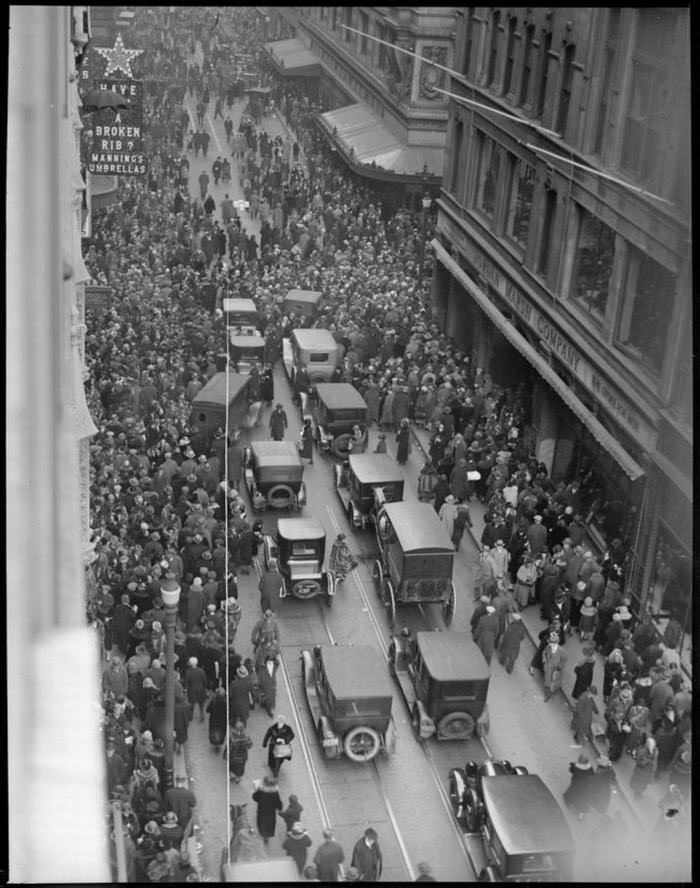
xmin=343 ymin=726 xmax=381 ymax=763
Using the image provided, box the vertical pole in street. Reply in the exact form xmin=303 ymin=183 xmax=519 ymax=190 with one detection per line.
xmin=161 ymin=573 xmax=181 ymax=789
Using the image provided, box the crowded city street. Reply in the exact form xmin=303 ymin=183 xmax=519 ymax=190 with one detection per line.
xmin=10 ymin=4 xmax=688 ymax=883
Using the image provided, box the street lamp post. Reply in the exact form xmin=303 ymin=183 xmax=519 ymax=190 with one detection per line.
xmin=160 ymin=573 xmax=181 ymax=790
xmin=418 ymin=193 xmax=432 ymax=288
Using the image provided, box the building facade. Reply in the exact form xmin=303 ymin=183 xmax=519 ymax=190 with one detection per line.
xmin=8 ymin=5 xmax=109 ymax=881
xmin=432 ymin=8 xmax=691 ymax=648
xmin=263 ymin=6 xmax=459 ymax=199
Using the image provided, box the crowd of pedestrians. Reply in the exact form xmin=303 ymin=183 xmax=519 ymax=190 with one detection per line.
xmin=83 ymin=6 xmax=689 ymax=879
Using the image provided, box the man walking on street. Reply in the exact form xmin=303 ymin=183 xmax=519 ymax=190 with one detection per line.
xmin=351 ymin=827 xmax=382 ymax=881
xmin=313 ymin=827 xmax=345 ymax=881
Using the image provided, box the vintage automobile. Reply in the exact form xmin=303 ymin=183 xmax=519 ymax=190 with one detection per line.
xmin=449 ymin=761 xmax=575 ymax=881
xmin=284 ymin=288 xmax=322 ymax=320
xmin=301 ymin=643 xmax=396 ymax=762
xmin=244 ymin=441 xmax=305 ymax=511
xmin=388 ymin=630 xmax=490 ymax=741
xmin=334 ymin=453 xmax=404 ymax=530
xmin=229 ymin=333 xmax=266 ymax=374
xmin=309 ymin=383 xmax=368 ymax=458
xmin=373 ymin=502 xmax=456 ymax=626
xmin=222 ymin=297 xmax=261 ymax=335
xmin=282 ymin=328 xmax=342 ymax=386
xmin=190 ymin=371 xmax=251 ymax=436
xmin=263 ymin=517 xmax=333 ymax=603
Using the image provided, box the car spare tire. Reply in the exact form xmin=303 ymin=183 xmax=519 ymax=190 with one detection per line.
xmin=267 ymin=484 xmax=295 ymax=508
xmin=437 ymin=711 xmax=475 ymax=741
xmin=343 ymin=726 xmax=381 ymax=763
xmin=332 ymin=433 xmax=353 ymax=457
xmin=292 ymin=578 xmax=322 ymax=599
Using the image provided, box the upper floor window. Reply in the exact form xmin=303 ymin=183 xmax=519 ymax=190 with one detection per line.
xmin=535 ymin=31 xmax=552 ymax=118
xmin=536 ymin=186 xmax=557 ymax=279
xmin=617 ymin=247 xmax=676 ymax=375
xmin=476 ymin=134 xmax=500 ymax=219
xmin=359 ymin=12 xmax=369 ymax=53
xmin=555 ymin=43 xmax=576 ymax=135
xmin=519 ymin=24 xmax=535 ymax=107
xmin=593 ymin=8 xmax=621 ymax=156
xmin=620 ymin=9 xmax=676 ymax=185
xmin=463 ymin=8 xmax=475 ymax=80
xmin=502 ymin=16 xmax=518 ymax=96
xmin=571 ymin=207 xmax=615 ymax=323
xmin=331 ymin=7 xmax=338 ymax=30
xmin=342 ymin=7 xmax=352 ymax=42
xmin=487 ymin=10 xmax=501 ymax=87
xmin=450 ymin=119 xmax=465 ymax=199
xmin=506 ymin=159 xmax=535 ymax=249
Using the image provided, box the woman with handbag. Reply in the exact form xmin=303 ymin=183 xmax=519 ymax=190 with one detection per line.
xmin=263 ymin=714 xmax=295 ymax=777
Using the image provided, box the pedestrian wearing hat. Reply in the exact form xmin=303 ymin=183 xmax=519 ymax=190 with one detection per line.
xmin=259 ymin=563 xmax=284 ymax=613
xmin=542 ymin=634 xmax=567 ymax=701
xmin=251 ymin=610 xmax=281 ymax=651
xmin=474 ymin=605 xmax=500 ymax=666
xmin=395 ymin=417 xmax=411 ymax=465
xmin=160 ymin=810 xmax=184 ymax=850
xmin=228 ymin=665 xmax=254 ymax=726
xmin=571 ymin=645 xmax=597 ymax=699
xmin=451 ymin=503 xmax=472 ymax=550
xmin=526 ymin=515 xmax=548 ymax=557
xmin=253 ymin=775 xmax=283 ymax=844
xmin=227 ymin=717 xmax=253 ymax=782
xmin=571 ymin=684 xmax=599 ymax=745
xmin=415 ymin=861 xmax=436 ymax=881
xmin=438 ymin=494 xmax=459 ymax=541
xmin=351 ymin=827 xmax=382 ymax=881
xmin=417 ymin=461 xmax=438 ymax=502
xmin=185 ymin=657 xmax=208 ymax=721
xmin=269 ymin=404 xmax=288 ymax=441
xmin=498 ymin=612 xmax=525 ymax=673
xmin=313 ymin=827 xmax=345 ymax=882
xmin=373 ymin=433 xmax=387 ymax=454
xmin=487 ymin=540 xmax=510 ymax=586
xmin=563 ymin=754 xmax=596 ymax=819
xmin=186 ymin=577 xmax=205 ymax=633
xmin=164 ymin=776 xmax=197 ymax=833
xmin=579 ymin=596 xmax=598 ymax=641
xmin=470 ymin=595 xmax=491 ymax=639
xmin=263 ymin=714 xmax=295 ymax=777
xmin=283 ymin=822 xmax=313 ymax=874
xmin=514 ymin=554 xmax=537 ymax=609
xmin=589 ymin=756 xmax=617 ymax=815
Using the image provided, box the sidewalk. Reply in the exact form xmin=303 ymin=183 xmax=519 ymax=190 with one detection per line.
xmin=408 ymin=424 xmax=671 ymax=835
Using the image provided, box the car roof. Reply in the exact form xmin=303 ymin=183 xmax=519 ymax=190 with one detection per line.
xmin=416 ymin=631 xmax=490 ymax=680
xmin=223 ymin=297 xmax=257 ymax=312
xmin=291 ymin=328 xmax=338 ymax=349
xmin=251 ymin=440 xmax=301 ymax=466
xmin=315 ymin=383 xmax=367 ymax=410
xmin=192 ymin=371 xmax=249 ymax=406
xmin=277 ymin=516 xmax=325 ymax=541
xmin=285 ymin=288 xmax=322 ymax=303
xmin=349 ymin=453 xmax=403 ymax=484
xmin=320 ymin=645 xmax=394 ymax=699
xmin=481 ymin=775 xmax=575 ymax=856
xmin=381 ymin=502 xmax=454 ymax=552
xmin=230 ymin=334 xmax=265 ymax=347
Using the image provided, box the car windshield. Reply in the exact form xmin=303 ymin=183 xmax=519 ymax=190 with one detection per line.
xmin=291 ymin=542 xmax=318 ymax=557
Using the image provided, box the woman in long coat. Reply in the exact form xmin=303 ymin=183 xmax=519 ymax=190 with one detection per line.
xmin=228 ymin=664 xmax=253 ymax=725
xmin=227 ymin=718 xmax=253 ymax=782
xmin=563 ymin=754 xmax=596 ymax=818
xmin=570 ymin=684 xmax=599 ymax=745
xmin=542 ymin=634 xmax=567 ymax=701
xmin=474 ymin=606 xmax=500 ymax=666
xmin=395 ymin=418 xmax=411 ymax=464
xmin=252 ymin=775 xmax=283 ymax=843
xmin=262 ymin=714 xmax=295 ymax=777
xmin=205 ymin=686 xmax=227 ymax=749
xmin=571 ymin=647 xmax=596 ymax=699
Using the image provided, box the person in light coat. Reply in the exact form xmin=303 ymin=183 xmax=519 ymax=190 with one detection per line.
xmin=542 ymin=632 xmax=568 ymax=701
xmin=438 ymin=494 xmax=459 ymax=541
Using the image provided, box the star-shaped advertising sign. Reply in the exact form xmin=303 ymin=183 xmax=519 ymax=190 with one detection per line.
xmin=94 ymin=33 xmax=143 ymax=78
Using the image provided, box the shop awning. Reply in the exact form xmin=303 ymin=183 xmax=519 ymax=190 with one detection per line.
xmin=432 ymin=240 xmax=645 ymax=482
xmin=265 ymin=38 xmax=321 ymax=77
xmin=319 ymin=103 xmax=445 ymax=178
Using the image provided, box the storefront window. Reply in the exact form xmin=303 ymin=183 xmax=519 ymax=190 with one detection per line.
xmin=571 ymin=207 xmax=615 ymax=322
xmin=617 ymin=247 xmax=676 ymax=375
xmin=506 ymin=159 xmax=534 ymax=249
xmin=648 ymin=524 xmax=691 ymax=657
